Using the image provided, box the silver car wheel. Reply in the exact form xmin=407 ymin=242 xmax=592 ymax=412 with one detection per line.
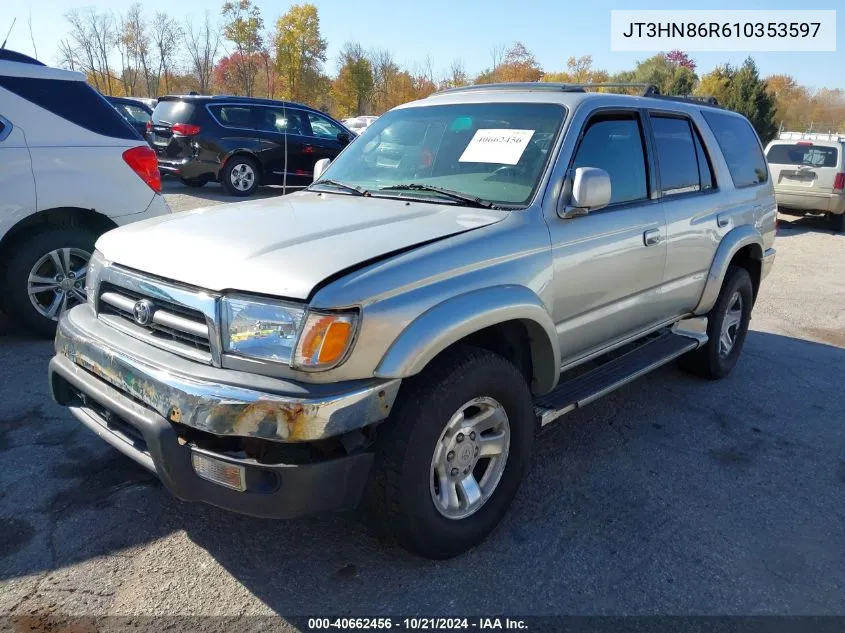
xmin=230 ymin=163 xmax=255 ymax=191
xmin=719 ymin=291 xmax=743 ymax=357
xmin=27 ymin=247 xmax=91 ymax=320
xmin=429 ymin=396 xmax=511 ymax=520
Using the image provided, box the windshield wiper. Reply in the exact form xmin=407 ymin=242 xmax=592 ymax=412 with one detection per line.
xmin=309 ymin=179 xmax=369 ymax=196
xmin=378 ymin=183 xmax=496 ymax=209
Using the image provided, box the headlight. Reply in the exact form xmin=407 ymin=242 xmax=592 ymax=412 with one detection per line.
xmin=221 ymin=295 xmax=359 ymax=370
xmin=85 ymin=250 xmax=106 ymax=310
xmin=293 ymin=311 xmax=358 ymax=370
xmin=221 ymin=296 xmax=306 ymax=364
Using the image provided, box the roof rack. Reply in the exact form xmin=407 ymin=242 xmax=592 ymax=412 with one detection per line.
xmin=435 ymin=81 xmax=720 ymax=106
xmin=777 ymin=131 xmax=845 ymax=143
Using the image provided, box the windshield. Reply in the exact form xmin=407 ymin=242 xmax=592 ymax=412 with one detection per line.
xmin=767 ymin=143 xmax=838 ymax=167
xmin=317 ymin=102 xmax=566 ymax=207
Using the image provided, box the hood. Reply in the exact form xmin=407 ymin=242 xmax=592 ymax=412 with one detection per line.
xmin=96 ymin=191 xmax=508 ymax=299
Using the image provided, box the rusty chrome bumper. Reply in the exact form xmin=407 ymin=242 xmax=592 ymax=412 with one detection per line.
xmin=52 ymin=305 xmax=400 ymax=443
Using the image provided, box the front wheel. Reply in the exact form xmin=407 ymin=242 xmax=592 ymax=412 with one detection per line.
xmin=678 ymin=265 xmax=753 ymax=379
xmin=2 ymin=228 xmax=96 ymax=337
xmin=366 ymin=346 xmax=535 ymax=559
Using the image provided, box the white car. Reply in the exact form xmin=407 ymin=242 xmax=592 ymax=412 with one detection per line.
xmin=765 ymin=131 xmax=845 ymax=232
xmin=343 ymin=115 xmax=378 ymax=135
xmin=0 ymin=50 xmax=171 ymax=335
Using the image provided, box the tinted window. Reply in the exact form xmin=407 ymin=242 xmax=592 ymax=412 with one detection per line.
xmin=766 ymin=143 xmax=838 ymax=168
xmin=253 ymin=107 xmax=307 ymax=135
xmin=573 ymin=114 xmax=648 ymax=205
xmin=0 ymin=76 xmax=139 ymax=140
xmin=116 ymin=103 xmax=151 ymax=124
xmin=152 ymin=100 xmax=196 ymax=125
xmin=208 ymin=105 xmax=254 ymax=129
xmin=651 ymin=116 xmax=715 ymax=195
xmin=694 ymin=130 xmax=715 ymax=190
xmin=307 ymin=112 xmax=344 ymax=140
xmin=701 ymin=111 xmax=768 ymax=188
xmin=651 ymin=116 xmax=700 ymax=195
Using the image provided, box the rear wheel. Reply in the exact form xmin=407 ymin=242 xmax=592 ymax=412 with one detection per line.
xmin=366 ymin=346 xmax=535 ymax=559
xmin=829 ymin=212 xmax=845 ymax=233
xmin=678 ymin=265 xmax=753 ymax=379
xmin=2 ymin=227 xmax=96 ymax=337
xmin=221 ymin=156 xmax=259 ymax=196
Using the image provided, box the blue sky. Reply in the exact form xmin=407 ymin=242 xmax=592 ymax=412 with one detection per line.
xmin=4 ymin=0 xmax=842 ymax=90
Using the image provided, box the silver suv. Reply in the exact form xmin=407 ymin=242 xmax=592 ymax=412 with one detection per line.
xmin=49 ymin=83 xmax=777 ymax=559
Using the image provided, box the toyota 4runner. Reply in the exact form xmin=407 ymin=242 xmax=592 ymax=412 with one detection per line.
xmin=48 ymin=83 xmax=777 ymax=559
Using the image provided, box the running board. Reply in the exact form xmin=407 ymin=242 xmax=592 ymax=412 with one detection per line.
xmin=534 ymin=332 xmax=699 ymax=426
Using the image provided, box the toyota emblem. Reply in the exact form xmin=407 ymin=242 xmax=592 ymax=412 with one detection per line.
xmin=132 ymin=299 xmax=155 ymax=326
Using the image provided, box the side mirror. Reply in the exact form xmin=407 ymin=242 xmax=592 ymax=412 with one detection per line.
xmin=558 ymin=167 xmax=611 ymax=219
xmin=337 ymin=132 xmax=351 ymax=145
xmin=313 ymin=158 xmax=331 ymax=182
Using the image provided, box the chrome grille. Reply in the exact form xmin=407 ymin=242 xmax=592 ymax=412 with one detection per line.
xmin=97 ymin=277 xmax=215 ymax=364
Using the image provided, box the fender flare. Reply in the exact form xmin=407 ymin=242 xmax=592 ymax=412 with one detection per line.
xmin=374 ymin=285 xmax=560 ymax=394
xmin=694 ymin=225 xmax=764 ymax=315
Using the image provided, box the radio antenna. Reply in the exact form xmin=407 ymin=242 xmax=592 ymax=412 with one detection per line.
xmin=1 ymin=18 xmax=16 ymax=49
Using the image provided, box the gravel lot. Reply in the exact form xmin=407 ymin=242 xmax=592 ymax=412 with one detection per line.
xmin=1 ymin=181 xmax=844 ymax=625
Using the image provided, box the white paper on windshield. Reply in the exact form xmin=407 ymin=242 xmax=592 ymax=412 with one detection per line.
xmin=458 ymin=129 xmax=535 ymax=165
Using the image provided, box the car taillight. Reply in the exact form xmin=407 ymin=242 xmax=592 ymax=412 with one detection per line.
xmin=172 ymin=123 xmax=201 ymax=136
xmin=123 ymin=146 xmax=161 ymax=193
xmin=834 ymin=172 xmax=845 ymax=192
xmin=145 ymin=120 xmax=152 ymax=134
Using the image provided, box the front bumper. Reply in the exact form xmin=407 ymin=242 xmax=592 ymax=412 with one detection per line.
xmin=48 ymin=307 xmax=400 ymax=518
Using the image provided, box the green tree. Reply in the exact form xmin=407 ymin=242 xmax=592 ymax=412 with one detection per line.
xmin=630 ymin=53 xmax=697 ymax=96
xmin=699 ymin=59 xmax=777 ymax=143
xmin=221 ymin=0 xmax=263 ymax=95
xmin=274 ymin=3 xmax=327 ymax=103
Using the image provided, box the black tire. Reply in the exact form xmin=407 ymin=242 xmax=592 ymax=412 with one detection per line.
xmin=221 ymin=156 xmax=259 ymax=197
xmin=678 ymin=265 xmax=753 ymax=379
xmin=180 ymin=177 xmax=208 ymax=188
xmin=366 ymin=345 xmax=535 ymax=559
xmin=830 ymin=212 xmax=845 ymax=233
xmin=2 ymin=227 xmax=97 ymax=338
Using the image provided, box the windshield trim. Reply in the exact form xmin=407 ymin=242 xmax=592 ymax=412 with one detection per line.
xmin=319 ymin=102 xmax=569 ymax=211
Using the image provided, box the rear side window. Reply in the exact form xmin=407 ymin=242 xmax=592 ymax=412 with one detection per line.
xmin=572 ymin=113 xmax=649 ymax=205
xmin=252 ymin=107 xmax=308 ymax=135
xmin=153 ymin=100 xmax=196 ymax=125
xmin=117 ymin=103 xmax=151 ymax=125
xmin=701 ymin=110 xmax=768 ymax=188
xmin=650 ymin=115 xmax=715 ymax=195
xmin=0 ymin=76 xmax=139 ymax=140
xmin=766 ymin=144 xmax=838 ymax=168
xmin=207 ymin=104 xmax=255 ymax=129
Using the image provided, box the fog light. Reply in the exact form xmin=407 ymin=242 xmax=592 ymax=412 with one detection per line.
xmin=191 ymin=452 xmax=246 ymax=491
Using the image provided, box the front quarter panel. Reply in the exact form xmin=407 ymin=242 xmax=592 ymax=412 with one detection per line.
xmin=308 ymin=208 xmax=559 ymax=391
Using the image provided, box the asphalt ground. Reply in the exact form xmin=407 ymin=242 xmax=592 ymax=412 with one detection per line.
xmin=1 ymin=183 xmax=843 ymax=627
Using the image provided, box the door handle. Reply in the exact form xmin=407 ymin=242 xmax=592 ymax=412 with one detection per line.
xmin=643 ymin=229 xmax=661 ymax=246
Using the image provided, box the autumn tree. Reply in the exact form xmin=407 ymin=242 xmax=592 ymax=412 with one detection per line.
xmin=544 ymin=55 xmax=609 ymax=85
xmin=274 ymin=3 xmax=327 ymax=103
xmin=331 ymin=42 xmax=374 ymax=117
xmin=666 ymin=50 xmax=696 ymax=71
xmin=698 ymin=59 xmax=776 ymax=142
xmin=476 ymin=42 xmax=542 ymax=83
xmin=62 ymin=8 xmax=117 ymax=93
xmin=151 ymin=12 xmax=182 ymax=94
xmin=221 ymin=0 xmax=264 ymax=96
xmin=185 ymin=11 xmax=221 ymax=94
